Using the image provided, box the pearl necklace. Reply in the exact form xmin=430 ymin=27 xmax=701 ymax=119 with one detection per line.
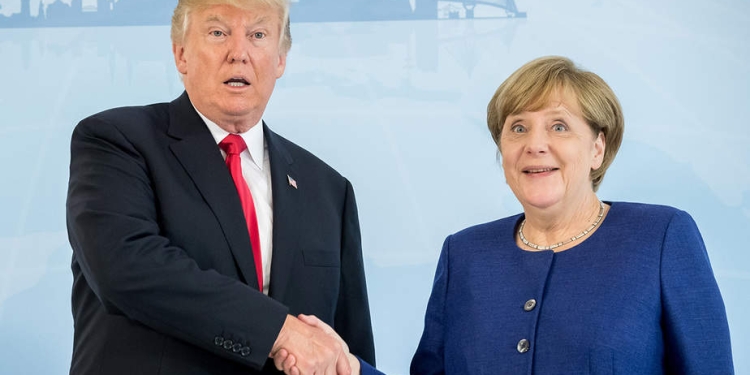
xmin=518 ymin=201 xmax=605 ymax=251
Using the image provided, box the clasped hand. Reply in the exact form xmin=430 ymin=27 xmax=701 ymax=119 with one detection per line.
xmin=270 ymin=314 xmax=358 ymax=375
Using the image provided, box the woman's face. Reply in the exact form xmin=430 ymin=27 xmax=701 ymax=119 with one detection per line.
xmin=499 ymin=91 xmax=605 ymax=211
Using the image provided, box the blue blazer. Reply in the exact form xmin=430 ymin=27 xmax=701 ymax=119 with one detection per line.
xmin=407 ymin=202 xmax=733 ymax=374
xmin=67 ymin=92 xmax=375 ymax=374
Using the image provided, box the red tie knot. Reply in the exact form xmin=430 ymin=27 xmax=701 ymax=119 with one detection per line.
xmin=219 ymin=134 xmax=248 ymax=155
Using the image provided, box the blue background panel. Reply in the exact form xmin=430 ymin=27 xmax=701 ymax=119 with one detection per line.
xmin=1 ymin=0 xmax=748 ymax=373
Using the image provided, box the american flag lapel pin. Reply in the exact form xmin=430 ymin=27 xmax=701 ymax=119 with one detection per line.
xmin=287 ymin=174 xmax=298 ymax=189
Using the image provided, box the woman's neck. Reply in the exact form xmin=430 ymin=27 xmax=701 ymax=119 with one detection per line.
xmin=520 ymin=194 xmax=604 ymax=251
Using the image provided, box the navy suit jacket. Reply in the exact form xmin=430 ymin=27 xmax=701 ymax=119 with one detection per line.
xmin=67 ymin=92 xmax=374 ymax=374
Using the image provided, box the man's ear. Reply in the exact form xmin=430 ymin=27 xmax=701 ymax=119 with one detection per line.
xmin=173 ymin=43 xmax=188 ymax=75
xmin=275 ymin=52 xmax=287 ymax=79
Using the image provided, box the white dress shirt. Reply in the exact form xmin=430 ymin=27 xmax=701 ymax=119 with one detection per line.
xmin=197 ymin=110 xmax=274 ymax=295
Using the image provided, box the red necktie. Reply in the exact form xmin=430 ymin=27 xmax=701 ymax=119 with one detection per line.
xmin=219 ymin=134 xmax=263 ymax=291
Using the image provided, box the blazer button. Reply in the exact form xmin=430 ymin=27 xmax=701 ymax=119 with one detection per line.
xmin=517 ymin=339 xmax=530 ymax=353
xmin=232 ymin=343 xmax=243 ymax=353
xmin=240 ymin=347 xmax=252 ymax=357
xmin=214 ymin=337 xmax=224 ymax=346
xmin=223 ymin=340 xmax=233 ymax=350
xmin=523 ymin=299 xmax=537 ymax=312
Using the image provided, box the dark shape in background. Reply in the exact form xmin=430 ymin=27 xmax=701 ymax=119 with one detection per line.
xmin=0 ymin=0 xmax=177 ymax=27
xmin=0 ymin=0 xmax=525 ymax=28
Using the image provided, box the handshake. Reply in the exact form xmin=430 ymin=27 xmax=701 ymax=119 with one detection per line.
xmin=270 ymin=314 xmax=361 ymax=375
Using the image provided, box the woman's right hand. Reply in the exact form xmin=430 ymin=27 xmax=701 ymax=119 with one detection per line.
xmin=273 ymin=314 xmax=360 ymax=375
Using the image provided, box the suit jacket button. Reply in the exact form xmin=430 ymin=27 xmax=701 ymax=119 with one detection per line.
xmin=223 ymin=340 xmax=233 ymax=350
xmin=523 ymin=299 xmax=537 ymax=311
xmin=241 ymin=347 xmax=252 ymax=357
xmin=214 ymin=337 xmax=224 ymax=346
xmin=517 ymin=339 xmax=530 ymax=353
xmin=232 ymin=343 xmax=243 ymax=353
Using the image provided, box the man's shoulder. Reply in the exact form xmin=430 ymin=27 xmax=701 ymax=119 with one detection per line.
xmin=265 ymin=127 xmax=346 ymax=182
xmin=79 ymin=102 xmax=170 ymax=130
xmin=71 ymin=101 xmax=178 ymax=148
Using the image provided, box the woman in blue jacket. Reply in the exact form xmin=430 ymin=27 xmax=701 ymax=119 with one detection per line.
xmin=407 ymin=55 xmax=735 ymax=374
xmin=277 ymin=56 xmax=734 ymax=375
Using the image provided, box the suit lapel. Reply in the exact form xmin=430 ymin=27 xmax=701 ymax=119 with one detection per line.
xmin=265 ymin=124 xmax=302 ymax=302
xmin=166 ymin=92 xmax=259 ymax=289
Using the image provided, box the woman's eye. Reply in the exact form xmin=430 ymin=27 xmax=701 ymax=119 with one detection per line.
xmin=510 ymin=125 xmax=526 ymax=133
xmin=253 ymin=32 xmax=265 ymax=39
xmin=552 ymin=123 xmax=567 ymax=131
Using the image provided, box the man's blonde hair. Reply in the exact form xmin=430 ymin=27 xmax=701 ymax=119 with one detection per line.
xmin=171 ymin=0 xmax=292 ymax=54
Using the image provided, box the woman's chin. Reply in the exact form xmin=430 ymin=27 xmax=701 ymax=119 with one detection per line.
xmin=518 ymin=192 xmax=564 ymax=211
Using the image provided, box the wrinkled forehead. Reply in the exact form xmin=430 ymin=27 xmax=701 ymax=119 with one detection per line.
xmin=506 ymin=84 xmax=581 ymax=119
xmin=189 ymin=2 xmax=281 ymax=25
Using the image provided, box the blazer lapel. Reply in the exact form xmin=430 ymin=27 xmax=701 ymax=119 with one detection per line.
xmin=166 ymin=92 xmax=260 ymax=289
xmin=265 ymin=124 xmax=302 ymax=302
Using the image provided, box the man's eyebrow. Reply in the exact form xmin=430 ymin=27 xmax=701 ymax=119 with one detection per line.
xmin=249 ymin=15 xmax=270 ymax=27
xmin=204 ymin=15 xmax=227 ymax=24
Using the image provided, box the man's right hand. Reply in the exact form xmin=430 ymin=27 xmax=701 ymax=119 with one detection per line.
xmin=270 ymin=315 xmax=351 ymax=375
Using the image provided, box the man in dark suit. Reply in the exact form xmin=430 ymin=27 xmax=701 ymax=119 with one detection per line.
xmin=65 ymin=1 xmax=374 ymax=374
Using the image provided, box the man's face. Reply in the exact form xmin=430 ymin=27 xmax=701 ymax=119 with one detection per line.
xmin=173 ymin=4 xmax=286 ymax=132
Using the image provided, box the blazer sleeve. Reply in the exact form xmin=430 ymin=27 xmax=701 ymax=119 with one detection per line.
xmin=66 ymin=116 xmax=288 ymax=370
xmin=334 ymin=179 xmax=376 ymax=365
xmin=358 ymin=356 xmax=386 ymax=375
xmin=410 ymin=236 xmax=450 ymax=375
xmin=660 ymin=210 xmax=734 ymax=374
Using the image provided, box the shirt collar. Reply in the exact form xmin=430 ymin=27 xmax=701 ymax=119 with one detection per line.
xmin=195 ymin=108 xmax=265 ymax=171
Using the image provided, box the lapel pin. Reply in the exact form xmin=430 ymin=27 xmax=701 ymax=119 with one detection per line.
xmin=287 ymin=175 xmax=298 ymax=189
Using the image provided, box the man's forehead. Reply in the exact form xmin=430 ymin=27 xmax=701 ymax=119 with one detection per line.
xmin=195 ymin=5 xmax=277 ymax=25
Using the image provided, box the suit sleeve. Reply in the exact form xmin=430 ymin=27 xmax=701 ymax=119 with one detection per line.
xmin=660 ymin=210 xmax=734 ymax=374
xmin=410 ymin=236 xmax=450 ymax=375
xmin=66 ymin=116 xmax=288 ymax=370
xmin=334 ymin=179 xmax=376 ymax=365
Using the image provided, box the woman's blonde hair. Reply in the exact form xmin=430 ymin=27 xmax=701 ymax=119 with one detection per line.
xmin=487 ymin=56 xmax=624 ymax=191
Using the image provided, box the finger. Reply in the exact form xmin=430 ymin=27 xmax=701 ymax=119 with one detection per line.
xmin=325 ymin=361 xmax=338 ymax=375
xmin=297 ymin=313 xmax=322 ymax=327
xmin=319 ymin=347 xmax=338 ymax=375
xmin=347 ymin=353 xmax=361 ymax=375
xmin=335 ymin=351 xmax=352 ymax=375
xmin=274 ymin=348 xmax=290 ymax=371
xmin=291 ymin=366 xmax=300 ymax=375
xmin=299 ymin=314 xmax=338 ymax=339
xmin=282 ymin=353 xmax=297 ymax=373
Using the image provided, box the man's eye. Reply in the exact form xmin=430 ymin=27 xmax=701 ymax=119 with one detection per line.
xmin=211 ymin=30 xmax=224 ymax=37
xmin=253 ymin=32 xmax=265 ymax=39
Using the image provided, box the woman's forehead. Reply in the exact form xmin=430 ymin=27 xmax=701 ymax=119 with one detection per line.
xmin=510 ymin=86 xmax=581 ymax=118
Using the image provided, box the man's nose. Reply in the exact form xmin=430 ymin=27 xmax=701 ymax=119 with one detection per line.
xmin=227 ymin=35 xmax=249 ymax=63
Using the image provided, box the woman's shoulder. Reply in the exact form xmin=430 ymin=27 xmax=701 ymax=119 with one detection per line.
xmin=448 ymin=214 xmax=523 ymax=245
xmin=608 ymin=201 xmax=690 ymax=222
xmin=604 ymin=202 xmax=702 ymax=244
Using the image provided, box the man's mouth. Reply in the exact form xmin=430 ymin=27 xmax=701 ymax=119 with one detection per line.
xmin=225 ymin=78 xmax=249 ymax=87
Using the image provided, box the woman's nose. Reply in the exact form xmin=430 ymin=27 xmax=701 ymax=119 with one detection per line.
xmin=524 ymin=128 xmax=549 ymax=154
